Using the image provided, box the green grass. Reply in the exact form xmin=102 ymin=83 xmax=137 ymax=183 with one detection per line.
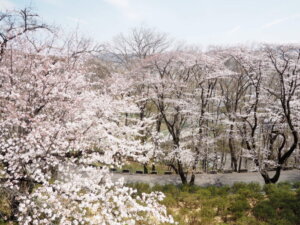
xmin=128 ymin=182 xmax=300 ymax=225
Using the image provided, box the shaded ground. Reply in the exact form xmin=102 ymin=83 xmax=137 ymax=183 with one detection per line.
xmin=112 ymin=169 xmax=300 ymax=186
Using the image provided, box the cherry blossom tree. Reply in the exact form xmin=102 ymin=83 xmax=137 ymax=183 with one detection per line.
xmin=188 ymin=53 xmax=226 ymax=183
xmin=0 ymin=9 xmax=174 ymax=224
xmin=136 ymin=51 xmax=220 ymax=184
xmin=104 ymin=27 xmax=173 ymax=173
xmin=222 ymin=45 xmax=300 ymax=183
xmin=259 ymin=44 xmax=300 ymax=183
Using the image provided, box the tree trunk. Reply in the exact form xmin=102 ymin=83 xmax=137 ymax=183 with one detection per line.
xmin=238 ymin=154 xmax=242 ymax=172
xmin=190 ymin=173 xmax=195 ymax=185
xmin=125 ymin=112 xmax=128 ymax=126
xmin=190 ymin=147 xmax=200 ymax=185
xmin=177 ymin=160 xmax=187 ymax=184
xmin=151 ymin=163 xmax=156 ymax=172
xmin=229 ymin=124 xmax=238 ymax=171
xmin=261 ymin=167 xmax=281 ymax=184
xmin=156 ymin=114 xmax=163 ymax=133
xmin=143 ymin=164 xmax=148 ymax=174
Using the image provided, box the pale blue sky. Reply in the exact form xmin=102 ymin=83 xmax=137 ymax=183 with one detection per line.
xmin=1 ymin=0 xmax=300 ymax=47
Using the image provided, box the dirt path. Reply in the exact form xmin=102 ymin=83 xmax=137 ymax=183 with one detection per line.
xmin=112 ymin=170 xmax=300 ymax=186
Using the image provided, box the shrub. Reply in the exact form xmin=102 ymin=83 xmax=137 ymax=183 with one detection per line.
xmin=253 ymin=183 xmax=300 ymax=225
xmin=229 ymin=197 xmax=250 ymax=219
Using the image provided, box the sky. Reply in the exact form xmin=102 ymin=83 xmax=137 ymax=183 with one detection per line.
xmin=1 ymin=0 xmax=300 ymax=47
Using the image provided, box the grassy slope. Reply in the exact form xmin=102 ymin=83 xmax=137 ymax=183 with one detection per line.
xmin=129 ymin=182 xmax=300 ymax=225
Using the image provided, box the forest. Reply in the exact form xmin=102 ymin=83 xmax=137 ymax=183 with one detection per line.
xmin=0 ymin=7 xmax=300 ymax=225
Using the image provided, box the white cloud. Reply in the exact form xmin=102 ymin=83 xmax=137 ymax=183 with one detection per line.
xmin=262 ymin=14 xmax=300 ymax=29
xmin=67 ymin=16 xmax=88 ymax=25
xmin=0 ymin=0 xmax=15 ymax=10
xmin=39 ymin=0 xmax=61 ymax=6
xmin=226 ymin=25 xmax=241 ymax=35
xmin=104 ymin=0 xmax=140 ymax=20
xmin=105 ymin=0 xmax=129 ymax=8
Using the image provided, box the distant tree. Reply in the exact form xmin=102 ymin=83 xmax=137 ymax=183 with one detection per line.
xmin=107 ymin=26 xmax=171 ymax=68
